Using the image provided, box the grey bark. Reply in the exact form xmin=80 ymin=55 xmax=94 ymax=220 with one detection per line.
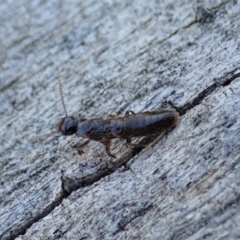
xmin=0 ymin=0 xmax=240 ymax=239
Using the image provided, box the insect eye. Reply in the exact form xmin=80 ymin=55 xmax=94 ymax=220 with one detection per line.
xmin=60 ymin=117 xmax=78 ymax=135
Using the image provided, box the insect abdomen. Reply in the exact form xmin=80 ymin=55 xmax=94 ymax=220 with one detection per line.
xmin=123 ymin=110 xmax=179 ymax=137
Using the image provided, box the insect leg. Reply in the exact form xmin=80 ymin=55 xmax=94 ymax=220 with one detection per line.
xmin=125 ymin=110 xmax=136 ymax=116
xmin=100 ymin=138 xmax=117 ymax=158
xmin=125 ymin=136 xmax=132 ymax=147
xmin=76 ymin=139 xmax=91 ymax=154
xmin=125 ymin=135 xmax=152 ymax=149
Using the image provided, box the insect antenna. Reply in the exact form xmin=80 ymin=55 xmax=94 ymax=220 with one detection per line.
xmin=58 ymin=78 xmax=68 ymax=117
xmin=29 ymin=78 xmax=68 ymax=142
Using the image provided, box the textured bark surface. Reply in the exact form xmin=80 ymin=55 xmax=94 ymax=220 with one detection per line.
xmin=0 ymin=0 xmax=240 ymax=239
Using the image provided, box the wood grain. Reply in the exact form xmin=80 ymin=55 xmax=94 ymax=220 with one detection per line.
xmin=0 ymin=0 xmax=240 ymax=239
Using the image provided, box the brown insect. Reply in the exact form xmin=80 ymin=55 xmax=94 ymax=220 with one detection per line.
xmin=56 ymin=80 xmax=179 ymax=158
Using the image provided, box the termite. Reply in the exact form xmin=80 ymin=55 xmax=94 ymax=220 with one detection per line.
xmin=56 ymin=79 xmax=179 ymax=159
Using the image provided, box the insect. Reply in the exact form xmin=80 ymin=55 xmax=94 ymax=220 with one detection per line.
xmin=56 ymin=79 xmax=179 ymax=159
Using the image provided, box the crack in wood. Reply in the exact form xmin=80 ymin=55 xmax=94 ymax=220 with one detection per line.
xmin=178 ymin=68 xmax=240 ymax=115
xmin=3 ymin=190 xmax=68 ymax=240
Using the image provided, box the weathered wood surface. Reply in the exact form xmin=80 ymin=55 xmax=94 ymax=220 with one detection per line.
xmin=0 ymin=0 xmax=240 ymax=239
